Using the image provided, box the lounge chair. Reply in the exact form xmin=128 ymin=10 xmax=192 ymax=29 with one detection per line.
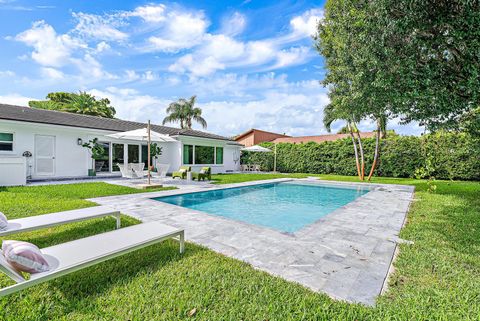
xmin=192 ymin=167 xmax=211 ymax=181
xmin=130 ymin=163 xmax=145 ymax=178
xmin=0 ymin=222 xmax=184 ymax=296
xmin=172 ymin=166 xmax=191 ymax=179
xmin=117 ymin=163 xmax=136 ymax=178
xmin=0 ymin=206 xmax=121 ymax=237
xmin=152 ymin=164 xmax=170 ymax=179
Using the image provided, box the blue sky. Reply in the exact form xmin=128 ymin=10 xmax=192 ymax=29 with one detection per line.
xmin=0 ymin=0 xmax=422 ymax=136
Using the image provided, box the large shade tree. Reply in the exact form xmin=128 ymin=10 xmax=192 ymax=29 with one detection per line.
xmin=162 ymin=95 xmax=207 ymax=129
xmin=315 ymin=0 xmax=479 ymax=180
xmin=29 ymin=91 xmax=116 ymax=118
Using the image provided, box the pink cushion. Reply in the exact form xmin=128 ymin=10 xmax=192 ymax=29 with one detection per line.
xmin=0 ymin=212 xmax=7 ymax=231
xmin=2 ymin=240 xmax=50 ymax=273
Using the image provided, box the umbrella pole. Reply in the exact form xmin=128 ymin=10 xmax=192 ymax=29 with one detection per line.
xmin=274 ymin=143 xmax=277 ymax=173
xmin=148 ymin=120 xmax=151 ymax=185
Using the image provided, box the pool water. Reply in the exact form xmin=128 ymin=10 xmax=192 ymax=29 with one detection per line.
xmin=153 ymin=182 xmax=370 ymax=233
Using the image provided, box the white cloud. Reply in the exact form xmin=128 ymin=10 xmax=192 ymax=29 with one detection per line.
xmin=220 ymin=12 xmax=246 ymax=36
xmin=72 ymin=12 xmax=128 ymax=41
xmin=146 ymin=9 xmax=209 ymax=52
xmin=15 ymin=20 xmax=85 ymax=67
xmin=131 ymin=4 xmax=166 ymax=23
xmin=41 ymin=67 xmax=64 ymax=79
xmin=290 ymin=9 xmax=324 ymax=37
xmin=95 ymin=41 xmax=110 ymax=53
xmin=0 ymin=93 xmax=34 ymax=106
xmin=87 ymin=87 xmax=170 ymax=123
xmin=123 ymin=69 xmax=157 ymax=82
xmin=0 ymin=70 xmax=15 ymax=77
xmin=272 ymin=46 xmax=312 ymax=69
xmin=71 ymin=54 xmax=117 ymax=81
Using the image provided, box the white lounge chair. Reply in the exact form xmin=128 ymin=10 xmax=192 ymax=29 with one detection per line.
xmin=0 ymin=206 xmax=121 ymax=237
xmin=152 ymin=164 xmax=170 ymax=178
xmin=117 ymin=163 xmax=136 ymax=178
xmin=0 ymin=222 xmax=184 ymax=296
xmin=130 ymin=163 xmax=145 ymax=178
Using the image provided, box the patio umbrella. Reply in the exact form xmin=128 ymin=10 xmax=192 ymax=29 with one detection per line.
xmin=240 ymin=145 xmax=273 ymax=172
xmin=107 ymin=121 xmax=176 ymax=185
xmin=240 ymin=145 xmax=271 ymax=152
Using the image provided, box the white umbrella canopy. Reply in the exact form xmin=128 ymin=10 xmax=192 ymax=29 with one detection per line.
xmin=106 ymin=123 xmax=176 ymax=185
xmin=106 ymin=128 xmax=176 ymax=142
xmin=241 ymin=145 xmax=271 ymax=152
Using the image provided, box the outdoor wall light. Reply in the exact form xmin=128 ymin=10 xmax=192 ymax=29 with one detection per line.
xmin=77 ymin=138 xmax=83 ymax=146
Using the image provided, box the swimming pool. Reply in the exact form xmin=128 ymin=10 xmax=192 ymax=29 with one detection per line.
xmin=153 ymin=181 xmax=370 ymax=233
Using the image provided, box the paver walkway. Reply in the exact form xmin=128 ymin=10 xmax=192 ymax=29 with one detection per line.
xmin=90 ymin=178 xmax=414 ymax=305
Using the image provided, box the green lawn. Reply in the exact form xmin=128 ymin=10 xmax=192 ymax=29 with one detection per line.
xmin=0 ymin=177 xmax=479 ymax=320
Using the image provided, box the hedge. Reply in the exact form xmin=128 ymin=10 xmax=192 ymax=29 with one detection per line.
xmin=240 ymin=132 xmax=480 ymax=180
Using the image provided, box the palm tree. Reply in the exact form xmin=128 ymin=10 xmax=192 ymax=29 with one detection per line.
xmin=162 ymin=96 xmax=207 ymax=129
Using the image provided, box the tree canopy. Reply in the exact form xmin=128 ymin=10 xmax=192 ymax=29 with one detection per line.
xmin=162 ymin=95 xmax=207 ymax=129
xmin=29 ymin=91 xmax=116 ymax=118
xmin=315 ymin=0 xmax=480 ymax=131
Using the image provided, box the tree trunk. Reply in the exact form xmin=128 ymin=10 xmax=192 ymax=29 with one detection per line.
xmin=347 ymin=122 xmax=362 ymax=180
xmin=367 ymin=119 xmax=382 ymax=181
xmin=355 ymin=127 xmax=365 ymax=180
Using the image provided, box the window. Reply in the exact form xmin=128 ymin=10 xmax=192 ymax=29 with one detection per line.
xmin=195 ymin=145 xmax=215 ymax=164
xmin=216 ymin=147 xmax=223 ymax=164
xmin=183 ymin=144 xmax=193 ymax=164
xmin=0 ymin=133 xmax=13 ymax=151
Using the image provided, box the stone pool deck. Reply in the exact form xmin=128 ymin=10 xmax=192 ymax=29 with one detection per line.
xmin=90 ymin=178 xmax=415 ymax=306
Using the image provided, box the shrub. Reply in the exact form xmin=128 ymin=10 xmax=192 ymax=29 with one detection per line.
xmin=240 ymin=132 xmax=480 ymax=180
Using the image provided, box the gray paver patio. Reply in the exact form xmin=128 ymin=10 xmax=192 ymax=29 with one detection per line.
xmin=89 ymin=178 xmax=414 ymax=306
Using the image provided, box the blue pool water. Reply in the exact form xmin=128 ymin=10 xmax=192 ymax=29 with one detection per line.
xmin=153 ymin=182 xmax=369 ymax=233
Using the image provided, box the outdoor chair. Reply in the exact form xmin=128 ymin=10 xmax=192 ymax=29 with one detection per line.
xmin=192 ymin=167 xmax=211 ymax=181
xmin=0 ymin=206 xmax=121 ymax=237
xmin=172 ymin=166 xmax=191 ymax=179
xmin=117 ymin=163 xmax=136 ymax=179
xmin=130 ymin=163 xmax=145 ymax=178
xmin=152 ymin=164 xmax=170 ymax=179
xmin=0 ymin=222 xmax=184 ymax=297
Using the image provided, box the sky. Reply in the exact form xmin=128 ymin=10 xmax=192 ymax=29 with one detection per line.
xmin=0 ymin=0 xmax=423 ymax=137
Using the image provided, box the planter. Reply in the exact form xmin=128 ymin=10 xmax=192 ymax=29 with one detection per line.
xmin=88 ymin=169 xmax=96 ymax=176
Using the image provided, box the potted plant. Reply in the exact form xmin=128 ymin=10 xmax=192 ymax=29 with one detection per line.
xmin=150 ymin=143 xmax=163 ymax=172
xmin=82 ymin=138 xmax=106 ymax=176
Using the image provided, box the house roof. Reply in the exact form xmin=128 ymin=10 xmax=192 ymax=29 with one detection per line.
xmin=0 ymin=103 xmax=233 ymax=141
xmin=271 ymin=132 xmax=376 ymax=144
xmin=234 ymin=128 xmax=290 ymax=141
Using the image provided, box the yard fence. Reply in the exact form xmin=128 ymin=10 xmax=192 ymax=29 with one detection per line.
xmin=241 ymin=132 xmax=480 ymax=180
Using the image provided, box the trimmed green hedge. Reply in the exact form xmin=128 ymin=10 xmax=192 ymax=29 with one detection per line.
xmin=241 ymin=132 xmax=480 ymax=180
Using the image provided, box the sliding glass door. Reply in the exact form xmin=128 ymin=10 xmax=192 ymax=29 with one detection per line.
xmin=95 ymin=142 xmax=110 ymax=172
xmin=112 ymin=143 xmax=124 ymax=171
xmin=128 ymin=144 xmax=140 ymax=163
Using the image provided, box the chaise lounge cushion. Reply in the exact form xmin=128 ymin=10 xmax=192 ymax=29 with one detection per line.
xmin=0 ymin=212 xmax=7 ymax=231
xmin=2 ymin=240 xmax=50 ymax=273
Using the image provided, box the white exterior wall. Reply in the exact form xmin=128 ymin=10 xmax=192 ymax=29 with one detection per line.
xmin=0 ymin=119 xmax=241 ymax=181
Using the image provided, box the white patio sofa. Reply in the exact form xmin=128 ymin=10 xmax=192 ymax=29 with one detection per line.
xmin=0 ymin=221 xmax=185 ymax=296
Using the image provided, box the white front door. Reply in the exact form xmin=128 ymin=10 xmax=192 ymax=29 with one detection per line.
xmin=35 ymin=135 xmax=56 ymax=176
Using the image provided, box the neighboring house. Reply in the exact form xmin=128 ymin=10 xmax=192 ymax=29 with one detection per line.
xmin=0 ymin=103 xmax=242 ymax=181
xmin=234 ymin=128 xmax=290 ymax=147
xmin=271 ymin=132 xmax=376 ymax=144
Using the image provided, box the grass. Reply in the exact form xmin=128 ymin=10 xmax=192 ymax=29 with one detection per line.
xmin=0 ymin=177 xmax=479 ymax=320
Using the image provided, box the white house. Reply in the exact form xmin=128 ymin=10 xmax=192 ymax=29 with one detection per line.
xmin=0 ymin=103 xmax=242 ymax=184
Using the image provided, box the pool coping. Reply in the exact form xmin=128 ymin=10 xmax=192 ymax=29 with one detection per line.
xmin=90 ymin=178 xmax=415 ymax=306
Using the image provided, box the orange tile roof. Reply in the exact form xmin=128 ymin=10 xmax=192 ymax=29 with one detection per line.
xmin=271 ymin=132 xmax=376 ymax=144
